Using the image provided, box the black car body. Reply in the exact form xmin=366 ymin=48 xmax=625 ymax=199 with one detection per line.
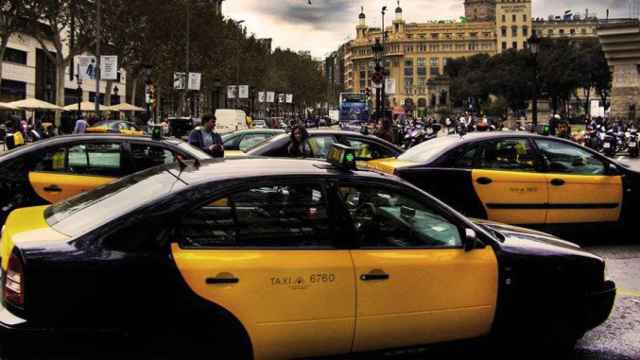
xmin=0 ymin=155 xmax=615 ymax=359
xmin=245 ymin=129 xmax=403 ymax=162
xmin=0 ymin=134 xmax=210 ymax=226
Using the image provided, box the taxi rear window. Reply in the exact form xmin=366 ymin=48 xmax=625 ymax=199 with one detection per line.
xmin=45 ymin=165 xmax=187 ymax=237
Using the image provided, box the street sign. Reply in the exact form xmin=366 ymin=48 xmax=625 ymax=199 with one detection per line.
xmin=227 ymin=85 xmax=237 ymax=99
xmin=238 ymin=85 xmax=249 ymax=99
xmin=286 ymin=94 xmax=293 ymax=104
xmin=258 ymin=91 xmax=266 ymax=103
xmin=267 ymin=91 xmax=275 ymax=103
xmin=173 ymin=72 xmax=187 ymax=90
xmin=101 ymin=56 xmax=118 ymax=80
xmin=385 ymin=78 xmax=396 ymax=95
xmin=75 ymin=56 xmax=98 ymax=81
xmin=188 ymin=73 xmax=202 ymax=91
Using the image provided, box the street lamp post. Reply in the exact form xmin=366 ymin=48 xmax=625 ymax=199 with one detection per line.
xmin=76 ymin=64 xmax=83 ymax=118
xmin=143 ymin=64 xmax=153 ymax=124
xmin=527 ymin=32 xmax=541 ymax=132
xmin=381 ymin=6 xmax=387 ymax=120
xmin=112 ymin=86 xmax=119 ymax=120
xmin=372 ymin=39 xmax=384 ymax=117
xmin=235 ymin=20 xmax=245 ymax=111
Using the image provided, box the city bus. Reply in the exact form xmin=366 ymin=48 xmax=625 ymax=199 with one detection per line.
xmin=339 ymin=92 xmax=369 ymax=130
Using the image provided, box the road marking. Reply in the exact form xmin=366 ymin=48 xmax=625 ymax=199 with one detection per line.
xmin=618 ymin=289 xmax=640 ymax=298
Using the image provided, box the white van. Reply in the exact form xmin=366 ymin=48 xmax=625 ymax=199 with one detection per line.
xmin=215 ymin=109 xmax=248 ymax=134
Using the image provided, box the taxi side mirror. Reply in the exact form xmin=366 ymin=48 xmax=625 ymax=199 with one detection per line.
xmin=464 ymin=228 xmax=483 ymax=252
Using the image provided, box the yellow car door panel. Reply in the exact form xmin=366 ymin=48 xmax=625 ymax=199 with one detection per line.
xmin=172 ymin=246 xmax=355 ymax=360
xmin=545 ymin=174 xmax=622 ymax=223
xmin=337 ymin=184 xmax=498 ymax=353
xmin=472 ymin=169 xmax=549 ymax=224
xmin=534 ymin=138 xmax=623 ymax=224
xmin=170 ymin=183 xmax=355 ymax=360
xmin=351 ymin=248 xmax=498 ymax=352
xmin=28 ymin=172 xmax=115 ymax=204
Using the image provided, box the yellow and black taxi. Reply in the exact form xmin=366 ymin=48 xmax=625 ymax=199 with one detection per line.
xmin=368 ymin=132 xmax=640 ymax=228
xmin=0 ymin=133 xmax=209 ymax=226
xmin=86 ymin=120 xmax=145 ymax=136
xmin=0 ymin=145 xmax=615 ymax=359
xmin=239 ymin=129 xmax=404 ymax=165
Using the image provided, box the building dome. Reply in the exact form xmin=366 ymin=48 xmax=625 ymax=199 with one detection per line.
xmin=395 ymin=1 xmax=402 ymax=13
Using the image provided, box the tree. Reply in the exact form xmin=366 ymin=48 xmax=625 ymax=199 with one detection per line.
xmin=538 ymin=38 xmax=580 ymax=115
xmin=0 ymin=0 xmax=28 ymax=98
xmin=24 ymin=0 xmax=95 ymax=124
xmin=489 ymin=49 xmax=534 ymax=116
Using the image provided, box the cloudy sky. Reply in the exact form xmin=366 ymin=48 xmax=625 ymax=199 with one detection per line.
xmin=223 ymin=0 xmax=629 ymax=58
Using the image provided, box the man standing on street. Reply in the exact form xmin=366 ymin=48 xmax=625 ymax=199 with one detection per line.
xmin=73 ymin=115 xmax=89 ymax=134
xmin=188 ymin=114 xmax=224 ymax=158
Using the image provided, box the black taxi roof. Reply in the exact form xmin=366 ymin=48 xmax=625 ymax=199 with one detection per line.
xmin=178 ymin=157 xmax=390 ymax=185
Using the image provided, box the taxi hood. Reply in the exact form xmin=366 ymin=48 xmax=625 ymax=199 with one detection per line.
xmin=1 ymin=206 xmax=70 ymax=270
xmin=471 ymin=219 xmax=598 ymax=258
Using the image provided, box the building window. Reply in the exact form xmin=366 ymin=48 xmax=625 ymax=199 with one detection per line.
xmin=512 ymin=41 xmax=517 ymax=49
xmin=559 ymin=29 xmax=565 ymax=35
xmin=3 ymin=48 xmax=27 ymax=65
xmin=512 ymin=26 xmax=518 ymax=37
xmin=502 ymin=42 xmax=507 ymax=50
xmin=0 ymin=79 xmax=26 ymax=102
xmin=570 ymin=28 xmax=576 ymax=35
xmin=502 ymin=14 xmax=506 ymax=22
xmin=523 ymin=26 xmax=528 ymax=37
xmin=501 ymin=27 xmax=507 ymax=37
xmin=469 ymin=42 xmax=477 ymax=51
xmin=523 ymin=14 xmax=527 ymax=22
xmin=404 ymin=59 xmax=414 ymax=77
xmin=431 ymin=33 xmax=439 ymax=39
xmin=581 ymin=28 xmax=588 ymax=35
xmin=430 ymin=58 xmax=439 ymax=76
xmin=417 ymin=58 xmax=426 ymax=76
xmin=548 ymin=29 xmax=554 ymax=35
xmin=512 ymin=14 xmax=517 ymax=22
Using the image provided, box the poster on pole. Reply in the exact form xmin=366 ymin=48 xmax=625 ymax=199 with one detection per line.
xmin=227 ymin=86 xmax=237 ymax=99
xmin=238 ymin=85 xmax=249 ymax=99
xmin=278 ymin=94 xmax=286 ymax=103
xmin=75 ymin=56 xmax=97 ymax=80
xmin=266 ymin=91 xmax=275 ymax=103
xmin=385 ymin=78 xmax=396 ymax=95
xmin=258 ymin=92 xmax=266 ymax=103
xmin=286 ymin=94 xmax=293 ymax=104
xmin=100 ymin=56 xmax=118 ymax=80
xmin=173 ymin=72 xmax=187 ymax=90
xmin=188 ymin=72 xmax=202 ymax=91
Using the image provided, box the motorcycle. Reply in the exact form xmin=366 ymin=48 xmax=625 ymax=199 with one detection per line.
xmin=627 ymin=127 xmax=639 ymax=158
xmin=601 ymin=129 xmax=617 ymax=157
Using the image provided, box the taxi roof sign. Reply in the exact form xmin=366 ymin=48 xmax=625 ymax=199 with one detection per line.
xmin=327 ymin=143 xmax=356 ymax=170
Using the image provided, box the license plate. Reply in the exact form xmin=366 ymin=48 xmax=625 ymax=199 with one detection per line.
xmin=603 ymin=143 xmax=611 ymax=149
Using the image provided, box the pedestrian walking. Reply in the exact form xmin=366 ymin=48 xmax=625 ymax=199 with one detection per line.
xmin=73 ymin=115 xmax=89 ymax=134
xmin=374 ymin=118 xmax=394 ymax=143
xmin=188 ymin=114 xmax=224 ymax=158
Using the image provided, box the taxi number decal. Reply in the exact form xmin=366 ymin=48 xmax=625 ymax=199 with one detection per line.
xmin=509 ymin=187 xmax=538 ymax=194
xmin=271 ymin=273 xmax=336 ymax=290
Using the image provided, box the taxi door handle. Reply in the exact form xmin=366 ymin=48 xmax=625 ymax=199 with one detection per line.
xmin=360 ymin=272 xmax=390 ymax=281
xmin=206 ymin=276 xmax=239 ymax=285
xmin=43 ymin=185 xmax=62 ymax=192
xmin=550 ymin=179 xmax=566 ymax=187
xmin=476 ymin=177 xmax=493 ymax=185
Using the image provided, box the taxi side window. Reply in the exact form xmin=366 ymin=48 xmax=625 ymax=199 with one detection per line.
xmin=534 ymin=139 xmax=606 ymax=175
xmin=345 ymin=138 xmax=395 ymax=160
xmin=307 ymin=136 xmax=337 ymax=158
xmin=239 ymin=134 xmax=271 ymax=152
xmin=478 ymin=139 xmax=538 ymax=172
xmin=179 ymin=183 xmax=333 ymax=248
xmin=34 ymin=146 xmax=67 ymax=172
xmin=68 ymin=143 xmax=123 ymax=177
xmin=128 ymin=144 xmax=176 ymax=174
xmin=337 ymin=185 xmax=462 ymax=249
xmin=451 ymin=145 xmax=481 ymax=169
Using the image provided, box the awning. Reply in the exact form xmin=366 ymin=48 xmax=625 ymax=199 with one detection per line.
xmin=8 ymin=98 xmax=64 ymax=111
xmin=63 ymin=101 xmax=110 ymax=112
xmin=107 ymin=103 xmax=146 ymax=112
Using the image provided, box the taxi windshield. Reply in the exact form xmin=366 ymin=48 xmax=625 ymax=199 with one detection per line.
xmin=398 ymin=137 xmax=457 ymax=164
xmin=45 ymin=165 xmax=188 ymax=237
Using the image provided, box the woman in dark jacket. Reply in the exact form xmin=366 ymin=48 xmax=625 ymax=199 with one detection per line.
xmin=287 ymin=125 xmax=312 ymax=158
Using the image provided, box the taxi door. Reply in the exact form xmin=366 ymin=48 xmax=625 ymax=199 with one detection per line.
xmin=534 ymin=138 xmax=623 ymax=224
xmin=171 ymin=181 xmax=356 ymax=360
xmin=28 ymin=143 xmax=122 ymax=203
xmin=471 ymin=138 xmax=549 ymax=224
xmin=336 ymin=182 xmax=498 ymax=353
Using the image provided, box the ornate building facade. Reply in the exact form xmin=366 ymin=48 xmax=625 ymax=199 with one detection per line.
xmin=341 ymin=0 xmax=599 ymax=114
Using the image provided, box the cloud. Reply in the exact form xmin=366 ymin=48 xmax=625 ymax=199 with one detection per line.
xmin=223 ymin=0 xmax=636 ymax=58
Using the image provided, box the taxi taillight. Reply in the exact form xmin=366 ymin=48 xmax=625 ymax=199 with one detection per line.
xmin=3 ymin=251 xmax=24 ymax=308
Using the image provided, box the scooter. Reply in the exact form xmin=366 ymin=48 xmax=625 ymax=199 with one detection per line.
xmin=627 ymin=127 xmax=639 ymax=158
xmin=602 ymin=129 xmax=617 ymax=157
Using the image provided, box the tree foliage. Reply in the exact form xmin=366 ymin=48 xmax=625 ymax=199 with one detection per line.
xmin=445 ymin=38 xmax=611 ymax=118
